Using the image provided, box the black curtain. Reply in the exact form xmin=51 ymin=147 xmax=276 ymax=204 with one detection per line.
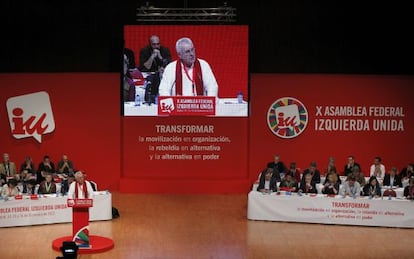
xmin=1 ymin=0 xmax=413 ymax=74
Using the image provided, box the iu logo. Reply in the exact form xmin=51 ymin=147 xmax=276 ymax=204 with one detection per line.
xmin=159 ymin=98 xmax=175 ymax=114
xmin=267 ymin=97 xmax=308 ymax=139
xmin=6 ymin=91 xmax=55 ymax=143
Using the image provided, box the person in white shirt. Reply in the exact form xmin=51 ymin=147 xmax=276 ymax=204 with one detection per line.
xmin=158 ymin=37 xmax=218 ymax=97
xmin=369 ymin=156 xmax=385 ymax=179
xmin=67 ymin=171 xmax=94 ymax=199
xmin=340 ymin=175 xmax=361 ymax=197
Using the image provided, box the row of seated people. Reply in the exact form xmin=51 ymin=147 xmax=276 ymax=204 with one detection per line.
xmin=1 ymin=172 xmax=97 ymax=200
xmin=257 ymin=167 xmax=414 ymax=199
xmin=0 ymin=153 xmax=76 ymax=185
xmin=266 ymin=154 xmax=414 ymax=182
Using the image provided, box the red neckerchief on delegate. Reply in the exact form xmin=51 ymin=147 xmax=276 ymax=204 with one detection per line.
xmin=175 ymin=59 xmax=203 ymax=96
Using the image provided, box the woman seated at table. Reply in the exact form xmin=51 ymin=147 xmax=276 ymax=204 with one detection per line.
xmin=322 ymin=173 xmax=340 ymax=195
xmin=403 ymin=178 xmax=414 ymax=199
xmin=257 ymin=168 xmax=278 ymax=193
xmin=279 ymin=172 xmax=298 ymax=192
xmin=298 ymin=173 xmax=317 ymax=194
xmin=1 ymin=179 xmax=19 ymax=199
xmin=362 ymin=176 xmax=381 ymax=198
xmin=38 ymin=173 xmax=57 ymax=194
xmin=323 ymin=167 xmax=342 ymax=185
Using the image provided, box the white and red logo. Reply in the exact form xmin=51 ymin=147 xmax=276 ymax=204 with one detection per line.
xmin=6 ymin=91 xmax=55 ymax=143
xmin=267 ymin=97 xmax=308 ymax=139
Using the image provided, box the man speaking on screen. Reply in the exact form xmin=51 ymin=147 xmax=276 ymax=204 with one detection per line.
xmin=158 ymin=37 xmax=218 ymax=97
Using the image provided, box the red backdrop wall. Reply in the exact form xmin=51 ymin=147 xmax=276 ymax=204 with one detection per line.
xmin=0 ymin=74 xmax=121 ymax=191
xmin=1 ymin=73 xmax=413 ymax=193
xmin=249 ymin=74 xmax=414 ymax=182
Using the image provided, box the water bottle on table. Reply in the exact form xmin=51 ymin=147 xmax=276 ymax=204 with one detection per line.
xmin=237 ymin=91 xmax=243 ymax=104
xmin=135 ymin=94 xmax=141 ymax=106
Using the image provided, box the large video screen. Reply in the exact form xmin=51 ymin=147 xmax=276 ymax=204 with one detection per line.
xmin=122 ymin=25 xmax=248 ymax=117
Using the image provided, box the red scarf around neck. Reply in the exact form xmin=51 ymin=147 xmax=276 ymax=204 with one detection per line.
xmin=175 ymin=59 xmax=203 ymax=96
xmin=75 ymin=182 xmax=88 ymax=198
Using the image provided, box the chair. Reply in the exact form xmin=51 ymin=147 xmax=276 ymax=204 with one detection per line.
xmin=89 ymin=181 xmax=98 ymax=191
xmin=383 ymin=189 xmax=397 ymax=197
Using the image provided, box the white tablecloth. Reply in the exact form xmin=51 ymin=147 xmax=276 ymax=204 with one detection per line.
xmin=248 ymin=191 xmax=414 ymax=228
xmin=252 ymin=181 xmax=404 ymax=197
xmin=0 ymin=192 xmax=112 ymax=227
xmin=124 ymin=98 xmax=248 ymax=117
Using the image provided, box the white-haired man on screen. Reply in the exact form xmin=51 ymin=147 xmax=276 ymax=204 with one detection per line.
xmin=158 ymin=37 xmax=218 ymax=97
xmin=67 ymin=171 xmax=94 ymax=199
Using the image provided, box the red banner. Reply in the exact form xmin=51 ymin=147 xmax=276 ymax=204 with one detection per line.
xmin=158 ymin=96 xmax=216 ymax=116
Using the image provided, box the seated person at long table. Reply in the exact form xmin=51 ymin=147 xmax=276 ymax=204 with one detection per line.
xmin=287 ymin=162 xmax=302 ymax=183
xmin=22 ymin=179 xmax=38 ymax=195
xmin=340 ymin=175 xmax=361 ymax=198
xmin=38 ymin=173 xmax=57 ymax=194
xmin=351 ymin=166 xmax=366 ymax=187
xmin=1 ymin=179 xmax=19 ymax=199
xmin=403 ymin=178 xmax=414 ymax=199
xmin=383 ymin=166 xmax=402 ymax=188
xmin=36 ymin=155 xmax=56 ymax=184
xmin=20 ymin=156 xmax=36 ymax=181
xmin=301 ymin=161 xmax=321 ymax=186
xmin=322 ymin=173 xmax=340 ymax=195
xmin=323 ymin=167 xmax=342 ymax=185
xmin=61 ymin=173 xmax=75 ymax=195
xmin=362 ymin=176 xmax=381 ymax=198
xmin=298 ymin=174 xmax=317 ymax=194
xmin=279 ymin=172 xmax=298 ymax=192
xmin=257 ymin=168 xmax=278 ymax=193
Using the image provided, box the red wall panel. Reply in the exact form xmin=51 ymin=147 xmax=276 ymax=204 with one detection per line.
xmin=249 ymin=74 xmax=414 ymax=182
xmin=0 ymin=74 xmax=121 ymax=190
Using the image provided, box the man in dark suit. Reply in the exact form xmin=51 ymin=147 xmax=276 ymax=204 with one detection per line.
xmin=383 ymin=167 xmax=402 ymax=187
xmin=257 ymin=168 xmax=278 ymax=193
xmin=266 ymin=154 xmax=287 ymax=181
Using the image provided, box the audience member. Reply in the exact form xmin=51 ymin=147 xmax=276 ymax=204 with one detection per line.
xmin=287 ymin=162 xmax=301 ymax=183
xmin=298 ymin=173 xmax=317 ymax=194
xmin=124 ymin=47 xmax=136 ymax=69
xmin=403 ymin=178 xmax=414 ymax=199
xmin=123 ymin=53 xmax=136 ymax=102
xmin=0 ymin=153 xmax=18 ymax=184
xmin=279 ymin=172 xmax=298 ymax=192
xmin=400 ymin=163 xmax=414 ymax=187
xmin=324 ymin=156 xmax=336 ymax=176
xmin=324 ymin=167 xmax=342 ymax=185
xmin=257 ymin=168 xmax=278 ymax=193
xmin=38 ymin=173 xmax=57 ymax=194
xmin=266 ymin=154 xmax=287 ymax=180
xmin=139 ymin=35 xmax=172 ymax=73
xmin=340 ymin=175 xmax=361 ymax=197
xmin=352 ymin=166 xmax=366 ymax=187
xmin=61 ymin=173 xmax=75 ymax=195
xmin=383 ymin=167 xmax=401 ymax=187
xmin=362 ymin=176 xmax=381 ymax=198
xmin=37 ymin=155 xmax=56 ymax=183
xmin=322 ymin=172 xmax=340 ymax=195
xmin=370 ymin=156 xmax=385 ymax=179
xmin=57 ymin=155 xmax=75 ymax=175
xmin=159 ymin=37 xmax=218 ymax=97
xmin=301 ymin=161 xmax=321 ymax=185
xmin=343 ymin=155 xmax=361 ymax=177
xmin=1 ymin=179 xmax=19 ymax=199
xmin=20 ymin=156 xmax=36 ymax=181
xmin=23 ymin=179 xmax=38 ymax=195
xmin=68 ymin=171 xmax=94 ymax=199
